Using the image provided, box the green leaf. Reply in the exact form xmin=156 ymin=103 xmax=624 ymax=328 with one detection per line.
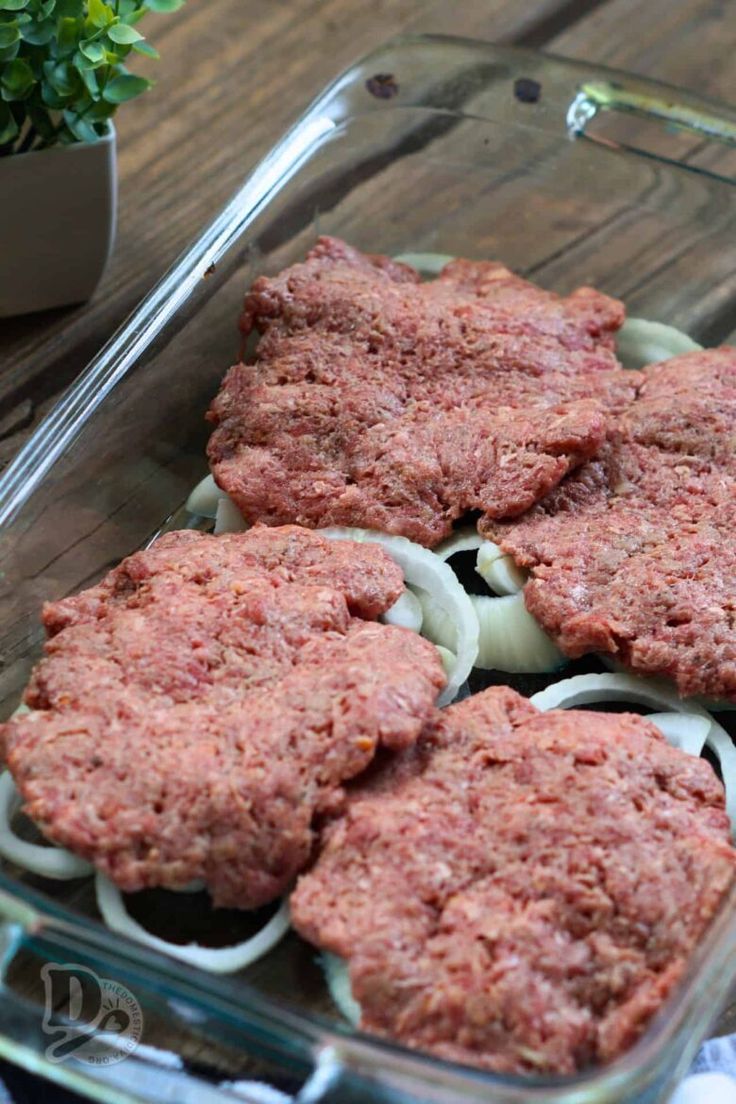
xmin=144 ymin=0 xmax=184 ymax=10
xmin=43 ymin=57 xmax=76 ymax=93
xmin=1 ymin=56 xmax=34 ymax=97
xmin=20 ymin=17 xmax=55 ymax=42
xmin=79 ymin=62 xmax=97 ymax=94
xmin=0 ymin=20 xmax=20 ymax=46
xmin=55 ymin=0 xmax=82 ymax=14
xmin=40 ymin=80 xmax=65 ymax=106
xmin=0 ymin=0 xmax=28 ymax=11
xmin=62 ymin=105 xmax=97 ymax=140
xmin=102 ymin=71 xmax=149 ymax=102
xmin=0 ymin=99 xmax=19 ymax=142
xmin=57 ymin=15 xmax=80 ymax=50
xmin=0 ymin=39 xmax=19 ymax=59
xmin=78 ymin=37 xmax=104 ymax=61
xmin=66 ymin=90 xmax=92 ymax=113
xmin=107 ymin=21 xmax=142 ymax=43
xmin=86 ymin=0 xmax=112 ymax=27
xmin=131 ymin=37 xmax=157 ymax=57
xmin=40 ymin=0 xmax=56 ymax=16
xmin=85 ymin=95 xmax=113 ymax=118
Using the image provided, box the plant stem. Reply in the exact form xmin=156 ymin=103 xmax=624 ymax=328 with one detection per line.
xmin=17 ymin=122 xmax=40 ymax=154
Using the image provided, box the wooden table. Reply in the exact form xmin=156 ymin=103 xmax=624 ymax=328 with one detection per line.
xmin=2 ymin=2 xmax=736 ymax=1095
xmin=1 ymin=0 xmax=736 ymax=468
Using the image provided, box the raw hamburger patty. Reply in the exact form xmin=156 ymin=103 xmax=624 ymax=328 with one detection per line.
xmin=1 ymin=527 xmax=445 ymax=908
xmin=291 ymin=686 xmax=736 ymax=1075
xmin=481 ymin=349 xmax=736 ymax=700
xmin=207 ymin=237 xmax=632 ymax=546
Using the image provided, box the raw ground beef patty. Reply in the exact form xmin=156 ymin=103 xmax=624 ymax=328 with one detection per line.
xmin=0 ymin=526 xmax=445 ymax=908
xmin=481 ymin=349 xmax=736 ymax=701
xmin=207 ymin=237 xmax=633 ymax=546
xmin=291 ymin=686 xmax=736 ymax=1075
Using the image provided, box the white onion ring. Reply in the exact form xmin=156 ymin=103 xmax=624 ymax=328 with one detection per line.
xmin=435 ymin=645 xmax=456 ymax=677
xmin=318 ymin=528 xmax=478 ymax=706
xmin=322 ymin=952 xmax=360 ymax=1026
xmin=214 ymin=495 xmax=249 ymax=535
xmin=433 ymin=527 xmax=483 ymax=561
xmin=95 ymin=874 xmax=290 ymax=974
xmin=436 ymin=528 xmax=528 ymax=611
xmin=412 ymin=587 xmax=456 ymax=652
xmin=382 ymin=588 xmax=423 ymax=633
xmin=531 ymin=671 xmax=713 ymax=720
xmin=0 ymin=773 xmax=93 ymax=879
xmin=530 ymin=673 xmax=736 ymax=832
xmin=393 ymin=252 xmax=455 ymax=277
xmin=600 ymin=654 xmax=736 ymax=714
xmin=617 ymin=317 xmax=702 ymax=371
xmin=645 ymin=713 xmax=711 ymax=757
xmin=475 ymin=541 xmax=527 ymax=596
xmin=185 ymin=474 xmax=223 ymax=518
xmin=472 ymin=592 xmax=566 ymax=673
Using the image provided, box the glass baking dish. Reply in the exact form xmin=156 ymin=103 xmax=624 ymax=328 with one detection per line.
xmin=1 ymin=33 xmax=736 ymax=1104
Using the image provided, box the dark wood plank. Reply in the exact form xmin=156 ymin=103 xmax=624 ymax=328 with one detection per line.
xmin=4 ymin=0 xmax=736 ymax=465
xmin=0 ymin=0 xmax=584 ymax=471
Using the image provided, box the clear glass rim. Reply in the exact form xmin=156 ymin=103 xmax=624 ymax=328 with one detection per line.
xmin=3 ymin=35 xmax=736 ymax=531
xmin=2 ymin=33 xmax=736 ymax=1102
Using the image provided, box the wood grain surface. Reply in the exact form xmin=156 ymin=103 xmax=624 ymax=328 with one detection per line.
xmin=2 ymin=0 xmax=736 ymax=1087
xmin=1 ymin=0 xmax=735 ymax=471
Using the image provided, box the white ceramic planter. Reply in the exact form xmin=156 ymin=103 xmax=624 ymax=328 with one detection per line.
xmin=0 ymin=125 xmax=116 ymax=318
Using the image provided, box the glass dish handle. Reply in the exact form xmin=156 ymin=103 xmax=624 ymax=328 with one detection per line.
xmin=0 ymin=891 xmax=336 ymax=1104
xmin=566 ymin=74 xmax=736 ymax=150
xmin=0 ymin=886 xmax=531 ymax=1104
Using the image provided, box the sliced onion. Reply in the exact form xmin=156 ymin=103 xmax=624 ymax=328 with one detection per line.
xmin=0 ymin=773 xmax=93 ymax=879
xmin=318 ymin=528 xmax=478 ymax=706
xmin=617 ymin=317 xmax=702 ymax=371
xmin=435 ymin=527 xmax=527 ymax=597
xmin=530 ymin=673 xmax=736 ymax=831
xmin=214 ymin=495 xmax=249 ymax=535
xmin=600 ymin=654 xmax=736 ymax=714
xmin=322 ymin=952 xmax=360 ymax=1026
xmin=186 ymin=474 xmax=222 ymax=518
xmin=393 ymin=252 xmax=455 ymax=277
xmin=472 ymin=592 xmax=566 ymax=673
xmin=435 ymin=645 xmax=456 ymax=677
xmin=531 ymin=671 xmax=712 ymax=718
xmin=382 ymin=588 xmax=423 ymax=633
xmin=412 ymin=587 xmax=457 ymax=653
xmin=433 ymin=527 xmax=484 ymax=561
xmin=645 ymin=713 xmax=711 ymax=757
xmin=475 ymin=541 xmax=527 ymax=596
xmin=95 ymin=874 xmax=290 ymax=974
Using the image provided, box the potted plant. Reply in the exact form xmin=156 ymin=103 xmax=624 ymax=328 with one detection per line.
xmin=0 ymin=0 xmax=183 ymax=317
